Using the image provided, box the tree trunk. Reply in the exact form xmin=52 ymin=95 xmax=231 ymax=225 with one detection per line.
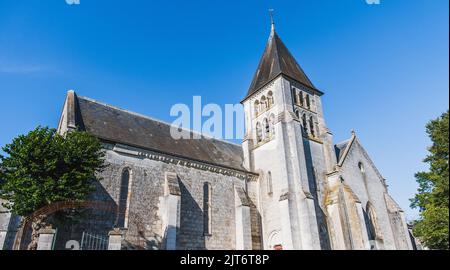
xmin=27 ymin=215 xmax=48 ymax=250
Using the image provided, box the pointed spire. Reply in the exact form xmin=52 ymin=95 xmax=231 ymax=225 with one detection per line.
xmin=243 ymin=15 xmax=320 ymax=101
xmin=269 ymin=9 xmax=275 ymax=35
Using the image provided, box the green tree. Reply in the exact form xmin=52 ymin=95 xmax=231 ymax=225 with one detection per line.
xmin=411 ymin=111 xmax=449 ymax=250
xmin=0 ymin=126 xmax=105 ymax=249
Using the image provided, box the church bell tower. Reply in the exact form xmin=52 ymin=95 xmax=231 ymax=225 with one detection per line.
xmin=241 ymin=15 xmax=337 ymax=250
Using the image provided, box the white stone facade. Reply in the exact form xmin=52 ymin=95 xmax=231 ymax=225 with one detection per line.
xmin=241 ymin=73 xmax=413 ymax=250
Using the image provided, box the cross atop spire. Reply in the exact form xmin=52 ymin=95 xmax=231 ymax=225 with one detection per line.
xmin=269 ymin=9 xmax=275 ymax=33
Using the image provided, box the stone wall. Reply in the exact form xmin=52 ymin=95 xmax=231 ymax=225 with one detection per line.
xmin=244 ymin=76 xmax=323 ymax=250
xmin=98 ymin=145 xmax=254 ymax=250
xmin=0 ymin=200 xmax=11 ymax=250
xmin=0 ymin=200 xmax=21 ymax=250
xmin=338 ymin=139 xmax=411 ymax=250
xmin=303 ymin=138 xmax=332 ymax=250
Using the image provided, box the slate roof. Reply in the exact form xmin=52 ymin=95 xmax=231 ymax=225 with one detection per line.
xmin=335 ymin=139 xmax=351 ymax=164
xmin=334 ymin=133 xmax=386 ymax=184
xmin=64 ymin=92 xmax=249 ymax=173
xmin=244 ymin=25 xmax=320 ymax=101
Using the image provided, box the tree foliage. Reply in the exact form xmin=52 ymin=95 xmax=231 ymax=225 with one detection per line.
xmin=0 ymin=126 xmax=105 ymax=217
xmin=411 ymin=110 xmax=449 ymax=250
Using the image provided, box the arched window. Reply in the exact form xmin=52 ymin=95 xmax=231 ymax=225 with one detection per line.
xmin=267 ymin=171 xmax=273 ymax=195
xmin=302 ymin=114 xmax=308 ymax=134
xmin=117 ymin=168 xmax=131 ymax=228
xmin=299 ymin=91 xmax=304 ymax=107
xmin=309 ymin=116 xmax=315 ymax=137
xmin=256 ymin=122 xmax=262 ymax=143
xmin=295 ymin=110 xmax=300 ymax=119
xmin=267 ymin=91 xmax=274 ymax=108
xmin=203 ymin=182 xmax=212 ymax=235
xmin=260 ymin=96 xmax=267 ymax=111
xmin=268 ymin=230 xmax=282 ymax=250
xmin=254 ymin=100 xmax=260 ymax=116
xmin=306 ymin=95 xmax=311 ymax=109
xmin=269 ymin=114 xmax=276 ymax=137
xmin=365 ymin=203 xmax=382 ymax=242
xmin=263 ymin=118 xmax=270 ymax=138
xmin=363 ymin=209 xmax=375 ymax=242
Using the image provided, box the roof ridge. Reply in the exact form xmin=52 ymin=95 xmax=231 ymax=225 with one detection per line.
xmin=335 ymin=138 xmax=352 ymax=147
xmin=77 ymin=95 xmax=243 ymax=147
xmin=337 ymin=134 xmax=356 ymax=166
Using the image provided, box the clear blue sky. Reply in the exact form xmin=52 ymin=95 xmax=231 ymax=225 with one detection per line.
xmin=0 ymin=0 xmax=448 ymax=220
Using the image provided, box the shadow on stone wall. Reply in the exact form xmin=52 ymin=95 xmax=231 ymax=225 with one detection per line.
xmin=120 ymin=210 xmax=164 ymax=250
xmin=250 ymin=201 xmax=263 ymax=250
xmin=177 ymin=180 xmax=206 ymax=250
xmin=2 ymin=214 xmax=22 ymax=250
xmin=303 ymin=139 xmax=332 ymax=250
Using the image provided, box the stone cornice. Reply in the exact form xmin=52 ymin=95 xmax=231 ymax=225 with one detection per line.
xmin=105 ymin=143 xmax=259 ymax=182
xmin=241 ymin=79 xmax=277 ymax=104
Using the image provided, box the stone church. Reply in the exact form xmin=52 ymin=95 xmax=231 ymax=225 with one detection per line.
xmin=1 ymin=22 xmax=415 ymax=250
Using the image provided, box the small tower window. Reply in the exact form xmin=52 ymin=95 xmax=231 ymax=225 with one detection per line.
xmin=358 ymin=162 xmax=365 ymax=174
xmin=309 ymin=116 xmax=315 ymax=137
xmin=315 ymin=121 xmax=320 ymax=137
xmin=256 ymin=122 xmax=263 ymax=143
xmin=267 ymin=171 xmax=273 ymax=195
xmin=302 ymin=114 xmax=308 ymax=134
xmin=260 ymin=96 xmax=267 ymax=111
xmin=264 ymin=118 xmax=270 ymax=138
xmin=269 ymin=114 xmax=276 ymax=137
xmin=306 ymin=95 xmax=311 ymax=109
xmin=254 ymin=100 xmax=260 ymax=116
xmin=293 ymin=88 xmax=299 ymax=104
xmin=267 ymin=91 xmax=274 ymax=108
xmin=203 ymin=182 xmax=212 ymax=236
xmin=299 ymin=91 xmax=304 ymax=107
